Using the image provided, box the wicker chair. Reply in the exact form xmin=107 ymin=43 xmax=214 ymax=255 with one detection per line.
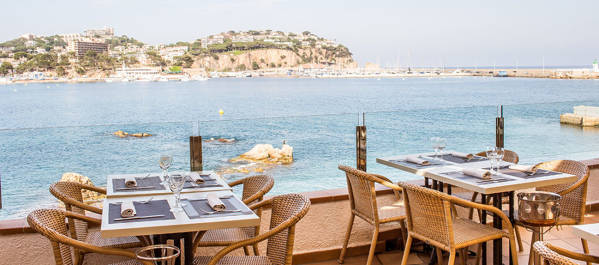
xmin=516 ymin=160 xmax=590 ymax=265
xmin=193 ymin=175 xmax=274 ymax=256
xmin=533 ymin=241 xmax=599 ymax=265
xmin=398 ymin=181 xmax=519 ymax=265
xmin=27 ymin=208 xmax=153 ymax=265
xmin=49 ymin=181 xmax=146 ymax=265
xmin=192 ymin=193 xmax=311 ymax=265
xmin=337 ymin=165 xmax=407 ymax=265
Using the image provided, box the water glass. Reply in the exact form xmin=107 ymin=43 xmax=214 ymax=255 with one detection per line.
xmin=486 ymin=146 xmax=497 ymax=173
xmin=168 ymin=173 xmax=185 ymax=212
xmin=159 ymin=155 xmax=173 ymax=184
xmin=431 ymin=137 xmax=440 ymax=160
xmin=495 ymin=147 xmax=504 ymax=169
xmin=437 ymin=138 xmax=446 ymax=153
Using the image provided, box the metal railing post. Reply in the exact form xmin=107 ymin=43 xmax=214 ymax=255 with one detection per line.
xmin=190 ymin=136 xmax=203 ymax=171
xmin=356 ymin=113 xmax=367 ymax=171
xmin=496 ymin=105 xmax=504 ymax=148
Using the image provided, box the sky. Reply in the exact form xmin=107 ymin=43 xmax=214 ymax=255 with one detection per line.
xmin=1 ymin=0 xmax=598 ymax=67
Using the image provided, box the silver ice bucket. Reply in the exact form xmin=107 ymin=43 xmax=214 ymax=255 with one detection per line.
xmin=517 ymin=191 xmax=561 ymax=226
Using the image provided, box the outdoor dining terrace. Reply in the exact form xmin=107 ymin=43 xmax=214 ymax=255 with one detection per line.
xmin=1 ymin=106 xmax=599 ymax=264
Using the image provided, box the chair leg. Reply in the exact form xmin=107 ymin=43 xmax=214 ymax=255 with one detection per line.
xmin=337 ymin=214 xmax=355 ymax=264
xmin=366 ymin=226 xmax=380 ymax=265
xmin=469 ymin=192 xmax=479 ymax=220
xmin=243 ymin=246 xmax=250 ymax=256
xmin=448 ymin=249 xmax=457 ymax=265
xmin=398 ymin=219 xmax=407 ymax=248
xmin=252 ymin=243 xmax=260 ymax=256
xmin=509 ymin=234 xmax=519 ymax=265
xmin=400 ymin=235 xmax=413 ymax=265
xmin=459 ymin=248 xmax=467 ymax=265
xmin=581 ymin=239 xmax=590 ymax=265
xmin=436 ymin=248 xmax=444 ymax=265
xmin=475 ymin=244 xmax=482 ymax=265
xmin=515 ymin=226 xmax=524 ymax=252
xmin=528 ymin=228 xmax=540 ymax=265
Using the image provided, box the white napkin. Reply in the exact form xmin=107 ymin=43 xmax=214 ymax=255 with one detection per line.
xmin=124 ymin=176 xmax=137 ymax=188
xmin=187 ymin=174 xmax=205 ymax=184
xmin=207 ymin=194 xmax=226 ymax=212
xmin=120 ymin=201 xmax=136 ymax=217
xmin=405 ymin=156 xmax=430 ymax=165
xmin=451 ymin=152 xmax=474 ymax=159
xmin=462 ymin=168 xmax=492 ymax=179
xmin=509 ymin=164 xmax=536 ymax=173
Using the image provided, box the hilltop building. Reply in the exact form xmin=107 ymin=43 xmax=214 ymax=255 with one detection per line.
xmin=69 ymin=41 xmax=109 ymax=57
xmin=593 ymin=59 xmax=598 ymax=73
xmin=84 ymin=27 xmax=114 ymax=39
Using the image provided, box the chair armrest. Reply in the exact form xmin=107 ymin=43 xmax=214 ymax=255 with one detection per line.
xmin=370 ymin=173 xmax=403 ymax=200
xmin=65 ymin=211 xmax=102 ymax=226
xmin=227 ymin=179 xmax=244 ymax=187
xmin=546 ymin=242 xmax=599 ymax=263
xmin=82 ymin=184 xmax=107 ymax=195
xmin=448 ymin=194 xmax=513 ymax=229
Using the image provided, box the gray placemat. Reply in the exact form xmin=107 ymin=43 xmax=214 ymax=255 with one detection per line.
xmin=389 ymin=159 xmax=448 ymax=169
xmin=439 ymin=154 xmax=488 ymax=164
xmin=181 ymin=196 xmax=253 ymax=219
xmin=183 ymin=174 xmax=223 ymax=189
xmin=112 ymin=176 xmax=166 ymax=192
xmin=499 ymin=168 xmax=560 ymax=179
xmin=108 ymin=199 xmax=175 ymax=224
xmin=443 ymin=171 xmax=514 ymax=185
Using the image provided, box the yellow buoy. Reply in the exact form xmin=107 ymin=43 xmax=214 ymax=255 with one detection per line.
xmin=219 ymin=109 xmax=224 ymax=115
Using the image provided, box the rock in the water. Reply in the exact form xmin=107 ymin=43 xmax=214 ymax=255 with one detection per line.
xmin=231 ymin=143 xmax=293 ymax=164
xmin=60 ymin=172 xmax=105 ymax=208
xmin=114 ymin=130 xmax=128 ymax=138
xmin=114 ymin=130 xmax=152 ymax=138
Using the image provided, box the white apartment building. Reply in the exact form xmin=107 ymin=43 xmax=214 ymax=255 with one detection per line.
xmin=159 ymin=46 xmax=189 ymax=61
xmin=201 ymin=35 xmax=225 ymax=48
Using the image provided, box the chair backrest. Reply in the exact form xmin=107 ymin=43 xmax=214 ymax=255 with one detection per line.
xmin=533 ymin=241 xmax=599 ymax=265
xmin=27 ymin=209 xmax=76 ymax=265
xmin=534 ymin=160 xmax=589 ymax=223
xmin=476 ymin=149 xmax=520 ymax=164
xmin=235 ymin=175 xmax=275 ymax=205
xmin=50 ymin=181 xmax=100 ymax=241
xmin=265 ymin=193 xmax=311 ymax=265
xmin=338 ymin=165 xmax=380 ymax=223
xmin=399 ymin=181 xmax=454 ymax=249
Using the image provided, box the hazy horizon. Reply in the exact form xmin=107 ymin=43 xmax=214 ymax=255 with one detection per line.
xmin=2 ymin=0 xmax=598 ymax=67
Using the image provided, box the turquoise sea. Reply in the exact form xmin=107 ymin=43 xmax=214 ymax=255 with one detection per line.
xmin=1 ymin=77 xmax=599 ymax=219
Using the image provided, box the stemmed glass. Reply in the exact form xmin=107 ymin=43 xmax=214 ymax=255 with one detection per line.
xmin=168 ymin=173 xmax=185 ymax=212
xmin=431 ymin=137 xmax=440 ymax=160
xmin=486 ymin=146 xmax=498 ymax=174
xmin=437 ymin=138 xmax=446 ymax=155
xmin=159 ymin=155 xmax=173 ymax=185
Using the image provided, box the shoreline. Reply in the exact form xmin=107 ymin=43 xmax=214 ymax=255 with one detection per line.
xmin=2 ymin=67 xmax=598 ymax=85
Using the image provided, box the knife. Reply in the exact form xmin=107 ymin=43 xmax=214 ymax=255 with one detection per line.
xmin=114 ymin=214 xmax=165 ymax=221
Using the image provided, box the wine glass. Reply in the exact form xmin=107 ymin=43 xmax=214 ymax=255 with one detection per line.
xmin=168 ymin=173 xmax=185 ymax=212
xmin=159 ymin=155 xmax=173 ymax=185
xmin=486 ymin=146 xmax=497 ymax=173
xmin=437 ymin=138 xmax=446 ymax=154
xmin=495 ymin=147 xmax=505 ymax=170
xmin=431 ymin=137 xmax=440 ymax=160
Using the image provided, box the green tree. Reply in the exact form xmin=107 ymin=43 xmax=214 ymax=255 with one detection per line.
xmin=251 ymin=61 xmax=260 ymax=70
xmin=269 ymin=62 xmax=276 ymax=68
xmin=235 ymin=64 xmax=247 ymax=71
xmin=302 ymin=31 xmax=311 ymax=36
xmin=75 ymin=66 xmax=86 ymax=75
xmin=56 ymin=66 xmax=66 ymax=76
xmin=0 ymin=62 xmax=13 ymax=75
xmin=58 ymin=55 xmax=70 ymax=66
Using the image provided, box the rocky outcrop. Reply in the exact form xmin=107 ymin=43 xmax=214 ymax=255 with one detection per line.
xmin=59 ymin=172 xmax=105 ymax=208
xmin=192 ymin=48 xmax=356 ymax=72
xmin=230 ymin=143 xmax=293 ymax=164
xmin=113 ymin=130 xmax=152 ymax=138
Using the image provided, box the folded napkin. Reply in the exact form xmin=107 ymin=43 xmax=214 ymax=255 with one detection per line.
xmin=187 ymin=174 xmax=205 ymax=184
xmin=405 ymin=156 xmax=430 ymax=165
xmin=462 ymin=168 xmax=492 ymax=179
xmin=509 ymin=164 xmax=536 ymax=173
xmin=120 ymin=201 xmax=136 ymax=217
xmin=451 ymin=152 xmax=474 ymax=159
xmin=124 ymin=176 xmax=137 ymax=188
xmin=207 ymin=194 xmax=226 ymax=212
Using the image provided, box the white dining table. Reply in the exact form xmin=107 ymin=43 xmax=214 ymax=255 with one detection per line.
xmin=101 ymin=172 xmax=258 ymax=265
xmin=105 ymin=171 xmax=231 ymax=198
xmin=377 ymin=151 xmax=578 ymax=265
xmin=572 ymin=223 xmax=599 ymax=246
